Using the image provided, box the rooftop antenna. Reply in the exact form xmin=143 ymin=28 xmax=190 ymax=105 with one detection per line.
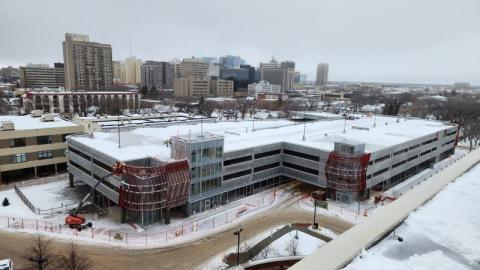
xmin=129 ymin=42 xmax=132 ymax=57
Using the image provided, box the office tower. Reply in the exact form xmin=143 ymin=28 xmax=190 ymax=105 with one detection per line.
xmin=19 ymin=63 xmax=65 ymax=88
xmin=260 ymin=60 xmax=295 ymax=92
xmin=63 ymin=33 xmax=113 ymax=91
xmin=141 ymin=61 xmax=174 ymax=89
xmin=179 ymin=58 xmax=209 ymax=79
xmin=316 ymin=63 xmax=329 ymax=87
xmin=201 ymin=57 xmax=218 ymax=64
xmin=219 ymin=55 xmax=245 ymax=68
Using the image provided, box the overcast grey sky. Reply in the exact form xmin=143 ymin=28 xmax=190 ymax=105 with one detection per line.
xmin=1 ymin=0 xmax=479 ymax=84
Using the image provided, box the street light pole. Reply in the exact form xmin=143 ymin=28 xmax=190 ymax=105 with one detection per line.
xmin=313 ymin=199 xmax=318 ymax=229
xmin=233 ymin=228 xmax=243 ymax=266
xmin=302 ymin=113 xmax=306 ymax=141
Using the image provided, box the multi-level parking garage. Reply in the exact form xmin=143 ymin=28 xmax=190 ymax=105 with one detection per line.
xmin=66 ymin=115 xmax=458 ymax=225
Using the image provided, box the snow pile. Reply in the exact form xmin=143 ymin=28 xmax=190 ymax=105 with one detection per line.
xmin=345 ymin=163 xmax=480 ymax=270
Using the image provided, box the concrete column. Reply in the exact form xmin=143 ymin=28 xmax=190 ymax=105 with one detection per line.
xmin=58 ymin=95 xmax=64 ymax=114
xmin=69 ymin=173 xmax=74 ymax=188
xmin=54 ymin=164 xmax=58 ymax=174
xmin=164 ymin=208 xmax=171 ymax=224
xmin=48 ymin=95 xmax=54 ymax=113
xmin=69 ymin=97 xmax=74 ymax=114
xmin=121 ymin=208 xmax=126 ymax=223
xmin=34 ymin=166 xmax=38 ymax=178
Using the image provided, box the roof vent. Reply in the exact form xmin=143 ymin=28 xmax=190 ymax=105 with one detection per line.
xmin=31 ymin=110 xmax=43 ymax=117
xmin=40 ymin=114 xmax=54 ymax=122
xmin=1 ymin=121 xmax=15 ymax=131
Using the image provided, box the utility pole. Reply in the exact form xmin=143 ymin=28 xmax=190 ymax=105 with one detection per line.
xmin=117 ymin=116 xmax=121 ymax=148
xmin=233 ymin=228 xmax=243 ymax=266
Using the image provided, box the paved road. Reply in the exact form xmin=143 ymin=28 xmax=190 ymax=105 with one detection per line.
xmin=0 ymin=186 xmax=352 ymax=270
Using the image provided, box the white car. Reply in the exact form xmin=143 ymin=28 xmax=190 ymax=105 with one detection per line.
xmin=0 ymin=259 xmax=12 ymax=270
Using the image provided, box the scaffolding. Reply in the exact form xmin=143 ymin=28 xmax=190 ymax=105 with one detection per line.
xmin=325 ymin=152 xmax=371 ymax=192
xmin=117 ymin=159 xmax=191 ymax=213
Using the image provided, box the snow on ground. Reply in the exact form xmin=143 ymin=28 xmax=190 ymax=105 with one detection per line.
xmin=0 ymin=181 xmax=299 ymax=249
xmin=19 ymin=181 xmax=86 ymax=211
xmin=265 ymin=230 xmax=325 ymax=256
xmin=198 ymin=227 xmax=326 ymax=270
xmin=0 ymin=189 xmax=38 ymax=219
xmin=345 ymin=163 xmax=480 ymax=270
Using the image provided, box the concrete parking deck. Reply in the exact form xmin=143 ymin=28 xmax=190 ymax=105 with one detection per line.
xmin=290 ymin=148 xmax=480 ymax=270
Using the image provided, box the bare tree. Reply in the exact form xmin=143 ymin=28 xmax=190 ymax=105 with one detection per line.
xmin=25 ymin=235 xmax=56 ymax=270
xmin=285 ymin=237 xmax=299 ymax=256
xmin=57 ymin=242 xmax=92 ymax=270
xmin=251 ymin=245 xmax=275 ymax=261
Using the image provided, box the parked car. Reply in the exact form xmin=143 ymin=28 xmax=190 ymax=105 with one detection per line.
xmin=0 ymin=259 xmax=12 ymax=270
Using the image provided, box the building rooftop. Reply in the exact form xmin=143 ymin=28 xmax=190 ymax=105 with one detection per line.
xmin=0 ymin=115 xmax=79 ymax=131
xmin=69 ymin=115 xmax=455 ymax=163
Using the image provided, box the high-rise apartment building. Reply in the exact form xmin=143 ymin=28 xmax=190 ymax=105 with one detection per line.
xmin=19 ymin=63 xmax=65 ymax=88
xmin=121 ymin=56 xmax=142 ymax=84
xmin=316 ymin=63 xmax=329 ymax=87
xmin=63 ymin=33 xmax=113 ymax=91
xmin=179 ymin=58 xmax=209 ymax=79
xmin=112 ymin=61 xmax=122 ymax=83
xmin=141 ymin=61 xmax=174 ymax=89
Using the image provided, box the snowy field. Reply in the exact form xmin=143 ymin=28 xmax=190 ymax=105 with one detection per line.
xmin=345 ymin=163 xmax=480 ymax=270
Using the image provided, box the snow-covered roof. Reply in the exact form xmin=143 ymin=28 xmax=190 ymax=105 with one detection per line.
xmin=70 ymin=115 xmax=455 ymax=162
xmin=0 ymin=115 xmax=79 ymax=130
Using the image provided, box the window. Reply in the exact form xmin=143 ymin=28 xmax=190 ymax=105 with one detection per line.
xmin=283 ymin=162 xmax=319 ymax=175
xmin=374 ymin=154 xmax=390 ymax=163
xmin=37 ymin=136 xmax=52 ymax=145
xmin=254 ymin=149 xmax=281 ymax=159
xmin=223 ymin=155 xmax=252 ymax=166
xmin=62 ymin=134 xmax=70 ymax=142
xmin=373 ymin=167 xmax=389 ymax=177
xmin=254 ymin=162 xmax=280 ymax=173
xmin=191 ymin=150 xmax=197 ymax=162
xmin=38 ymin=150 xmax=53 ymax=160
xmin=10 ymin=138 xmax=26 ymax=147
xmin=216 ymin=147 xmax=223 ymax=158
xmin=223 ymin=169 xmax=252 ymax=181
xmin=283 ymin=149 xmax=320 ymax=162
xmin=11 ymin=153 xmax=27 ymax=163
xmin=393 ymin=148 xmax=408 ymax=156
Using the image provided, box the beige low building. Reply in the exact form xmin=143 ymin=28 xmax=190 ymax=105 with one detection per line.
xmin=0 ymin=114 xmax=83 ymax=184
xmin=174 ymin=78 xmax=233 ymax=98
xmin=210 ymin=79 xmax=234 ymax=97
xmin=174 ymin=77 xmax=210 ymax=97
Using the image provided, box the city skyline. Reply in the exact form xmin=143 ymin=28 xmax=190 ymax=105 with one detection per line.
xmin=0 ymin=0 xmax=479 ymax=85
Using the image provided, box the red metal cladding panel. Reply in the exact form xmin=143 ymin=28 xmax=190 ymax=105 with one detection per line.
xmin=118 ymin=159 xmax=191 ymax=212
xmin=325 ymin=152 xmax=371 ymax=192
